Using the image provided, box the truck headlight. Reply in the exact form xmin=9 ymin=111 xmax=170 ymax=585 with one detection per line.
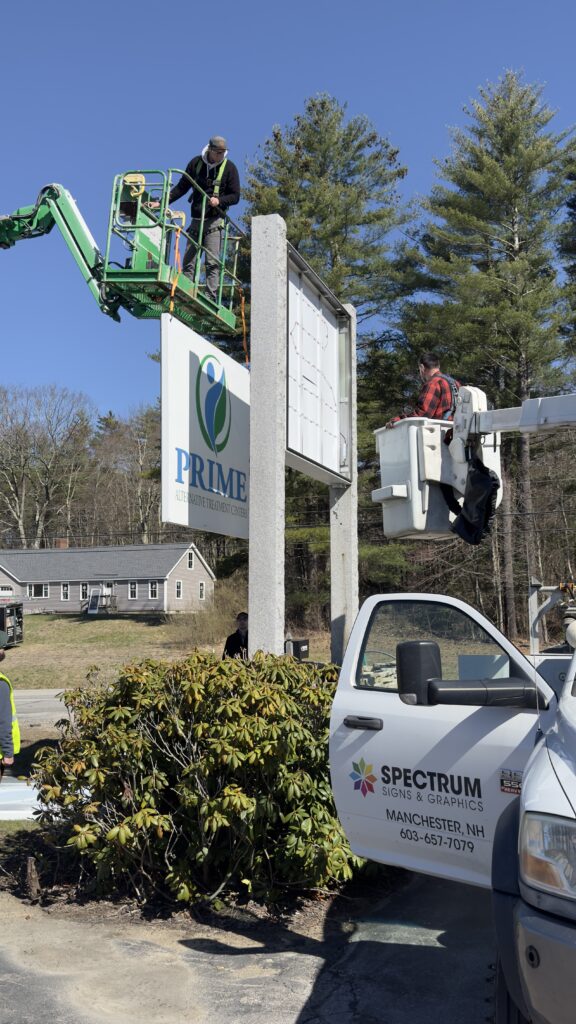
xmin=520 ymin=813 xmax=576 ymax=900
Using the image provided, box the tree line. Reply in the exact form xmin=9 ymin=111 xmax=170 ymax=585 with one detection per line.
xmin=0 ymin=392 xmax=162 ymax=550
xmin=3 ymin=71 xmax=575 ymax=640
xmin=0 ymin=389 xmax=244 ymax=579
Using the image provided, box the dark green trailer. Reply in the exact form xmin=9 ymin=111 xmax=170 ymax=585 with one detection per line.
xmin=0 ymin=602 xmax=23 ymax=648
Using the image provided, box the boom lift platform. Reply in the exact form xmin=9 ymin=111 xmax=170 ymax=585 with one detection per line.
xmin=373 ymin=385 xmax=576 ymax=541
xmin=0 ymin=170 xmax=244 ymax=337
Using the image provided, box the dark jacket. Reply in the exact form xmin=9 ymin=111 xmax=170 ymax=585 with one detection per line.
xmin=223 ymin=630 xmax=248 ymax=660
xmin=0 ymin=677 xmax=13 ymax=759
xmin=170 ymin=155 xmax=240 ymax=220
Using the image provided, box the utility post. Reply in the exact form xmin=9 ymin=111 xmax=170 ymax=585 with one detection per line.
xmin=249 ymin=215 xmax=358 ymax=661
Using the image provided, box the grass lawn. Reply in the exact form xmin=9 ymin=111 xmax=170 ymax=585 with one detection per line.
xmin=6 ymin=614 xmax=197 ymax=690
xmin=5 ymin=614 xmax=332 ymax=689
xmin=0 ymin=820 xmax=39 ymax=838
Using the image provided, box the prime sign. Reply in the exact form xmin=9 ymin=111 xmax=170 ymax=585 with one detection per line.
xmin=161 ymin=315 xmax=250 ymax=539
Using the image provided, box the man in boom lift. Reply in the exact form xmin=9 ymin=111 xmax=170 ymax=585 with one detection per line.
xmin=384 ymin=353 xmax=497 ymax=541
xmin=168 ymin=136 xmax=241 ymax=302
xmin=385 ymin=352 xmax=459 ymax=428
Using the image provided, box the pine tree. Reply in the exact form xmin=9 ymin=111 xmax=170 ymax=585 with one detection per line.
xmin=244 ymin=93 xmax=407 ymax=321
xmin=399 ymin=72 xmax=576 ymax=635
xmin=405 ymin=72 xmax=573 ymax=393
xmin=243 ymin=95 xmax=411 ymax=620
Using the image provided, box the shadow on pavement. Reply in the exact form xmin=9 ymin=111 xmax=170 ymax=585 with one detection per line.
xmin=178 ymin=874 xmax=496 ymax=1024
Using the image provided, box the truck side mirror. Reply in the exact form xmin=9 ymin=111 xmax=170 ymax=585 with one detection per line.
xmin=396 ymin=641 xmax=442 ymax=706
xmin=396 ymin=640 xmax=542 ymax=709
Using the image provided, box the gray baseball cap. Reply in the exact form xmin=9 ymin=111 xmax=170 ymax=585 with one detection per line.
xmin=209 ymin=135 xmax=227 ymax=150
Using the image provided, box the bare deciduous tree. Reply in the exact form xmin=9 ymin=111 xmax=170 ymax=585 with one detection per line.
xmin=0 ymin=385 xmax=94 ymax=548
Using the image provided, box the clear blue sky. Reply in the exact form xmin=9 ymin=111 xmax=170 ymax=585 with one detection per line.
xmin=2 ymin=0 xmax=575 ymax=418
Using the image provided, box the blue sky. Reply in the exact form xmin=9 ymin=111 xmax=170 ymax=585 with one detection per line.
xmin=2 ymin=0 xmax=575 ymax=418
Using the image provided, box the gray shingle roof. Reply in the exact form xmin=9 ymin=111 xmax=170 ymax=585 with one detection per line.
xmin=0 ymin=543 xmax=214 ymax=583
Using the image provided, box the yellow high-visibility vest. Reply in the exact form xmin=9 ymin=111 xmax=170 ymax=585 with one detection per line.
xmin=0 ymin=672 xmax=20 ymax=756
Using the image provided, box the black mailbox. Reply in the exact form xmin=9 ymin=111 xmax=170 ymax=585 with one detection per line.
xmin=285 ymin=638 xmax=309 ymax=661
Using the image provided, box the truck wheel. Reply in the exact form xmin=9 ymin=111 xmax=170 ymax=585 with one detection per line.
xmin=494 ymin=958 xmax=530 ymax=1024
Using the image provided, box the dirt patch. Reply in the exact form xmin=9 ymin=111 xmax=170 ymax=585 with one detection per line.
xmin=0 ymin=805 xmax=404 ymax=939
xmin=0 ymin=848 xmax=405 ymax=941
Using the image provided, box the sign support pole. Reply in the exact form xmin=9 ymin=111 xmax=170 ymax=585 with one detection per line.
xmin=248 ymin=215 xmax=287 ymax=656
xmin=329 ymin=304 xmax=358 ymax=664
xmin=249 ymin=216 xmax=358 ymax=662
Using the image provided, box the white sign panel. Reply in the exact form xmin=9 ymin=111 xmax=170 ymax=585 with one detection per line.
xmin=161 ymin=315 xmax=250 ymax=539
xmin=287 ymin=262 xmax=351 ymax=483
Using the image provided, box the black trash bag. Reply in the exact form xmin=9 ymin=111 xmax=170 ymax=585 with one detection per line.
xmin=451 ymin=456 xmax=500 ymax=545
xmin=439 ymin=482 xmax=463 ymax=516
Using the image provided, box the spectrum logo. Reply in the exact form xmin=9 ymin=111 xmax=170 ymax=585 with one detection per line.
xmin=349 ymin=759 xmax=377 ymax=798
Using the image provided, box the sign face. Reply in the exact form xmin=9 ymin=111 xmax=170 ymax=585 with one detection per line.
xmin=161 ymin=315 xmax=250 ymax=539
xmin=287 ymin=259 xmax=352 ymax=483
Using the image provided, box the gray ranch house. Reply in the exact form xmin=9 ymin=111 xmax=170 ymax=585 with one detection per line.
xmin=0 ymin=543 xmax=215 ymax=615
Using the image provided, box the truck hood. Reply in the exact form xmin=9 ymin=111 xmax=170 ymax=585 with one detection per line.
xmin=544 ymin=708 xmax=576 ymax=818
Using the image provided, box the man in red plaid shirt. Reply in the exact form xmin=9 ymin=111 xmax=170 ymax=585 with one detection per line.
xmin=385 ymin=352 xmax=459 ymax=428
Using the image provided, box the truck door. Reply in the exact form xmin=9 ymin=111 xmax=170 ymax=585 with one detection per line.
xmin=330 ymin=594 xmax=554 ymax=888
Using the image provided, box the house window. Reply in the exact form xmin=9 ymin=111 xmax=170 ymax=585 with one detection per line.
xmin=0 ymin=586 xmax=13 ymax=596
xmin=199 ymin=581 xmax=205 ymax=601
xmin=188 ymin=551 xmax=195 ymax=570
xmin=27 ymin=583 xmax=49 ymax=599
xmin=81 ymin=583 xmax=88 ymax=600
xmin=129 ymin=582 xmax=138 ymax=600
xmin=61 ymin=583 xmax=70 ymax=601
xmin=175 ymin=580 xmax=182 ymax=600
xmin=149 ymin=581 xmax=158 ymax=600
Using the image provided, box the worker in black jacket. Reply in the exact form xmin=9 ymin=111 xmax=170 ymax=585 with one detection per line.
xmin=223 ymin=612 xmax=248 ymax=660
xmin=169 ymin=135 xmax=240 ymax=301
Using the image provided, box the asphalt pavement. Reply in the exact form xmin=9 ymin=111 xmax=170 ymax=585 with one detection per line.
xmin=13 ymin=688 xmax=64 ymax=728
xmin=0 ymin=875 xmax=496 ymax=1024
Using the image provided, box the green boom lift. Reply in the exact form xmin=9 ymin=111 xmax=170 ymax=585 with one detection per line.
xmin=0 ymin=170 xmax=244 ymax=335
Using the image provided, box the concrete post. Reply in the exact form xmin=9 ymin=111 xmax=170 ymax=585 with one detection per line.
xmin=330 ymin=304 xmax=358 ymax=664
xmin=248 ymin=215 xmax=287 ymax=656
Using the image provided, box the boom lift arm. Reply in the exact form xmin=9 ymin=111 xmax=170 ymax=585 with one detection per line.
xmin=0 ymin=171 xmax=244 ymax=336
xmin=0 ymin=184 xmax=117 ymax=315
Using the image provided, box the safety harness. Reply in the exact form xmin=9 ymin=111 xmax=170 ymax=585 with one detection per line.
xmin=194 ymin=157 xmax=228 ymax=200
xmin=438 ymin=373 xmax=460 ymax=419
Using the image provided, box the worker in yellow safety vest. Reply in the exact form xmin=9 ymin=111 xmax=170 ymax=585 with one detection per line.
xmin=0 ymin=629 xmax=20 ymax=778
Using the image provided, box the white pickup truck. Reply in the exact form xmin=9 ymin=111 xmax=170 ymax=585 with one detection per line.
xmin=330 ymin=391 xmax=576 ymax=1024
xmin=330 ymin=591 xmax=575 ymax=1024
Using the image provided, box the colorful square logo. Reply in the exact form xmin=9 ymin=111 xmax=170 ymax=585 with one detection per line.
xmin=350 ymin=758 xmax=377 ymax=797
